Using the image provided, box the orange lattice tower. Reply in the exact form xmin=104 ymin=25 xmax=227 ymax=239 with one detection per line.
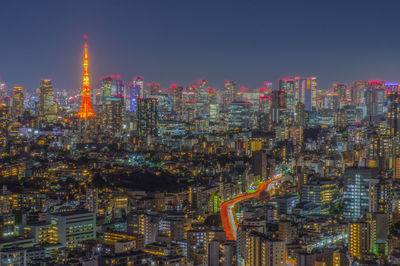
xmin=77 ymin=36 xmax=96 ymax=119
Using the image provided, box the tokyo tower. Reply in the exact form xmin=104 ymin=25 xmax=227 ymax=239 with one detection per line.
xmin=77 ymin=36 xmax=96 ymax=119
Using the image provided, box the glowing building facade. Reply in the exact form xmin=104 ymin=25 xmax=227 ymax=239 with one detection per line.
xmin=77 ymin=38 xmax=96 ymax=119
xmin=130 ymin=77 xmax=143 ymax=112
xmin=38 ymin=79 xmax=56 ymax=122
xmin=294 ymin=77 xmax=317 ymax=111
xmin=247 ymin=231 xmax=285 ymax=266
xmin=100 ymin=75 xmax=125 ymax=134
xmin=343 ymin=167 xmax=378 ymax=220
xmin=386 ymin=83 xmax=400 ymax=136
xmin=349 ymin=222 xmax=370 ymax=261
xmin=11 ymin=86 xmax=24 ymax=119
xmin=137 ymin=98 xmax=158 ymax=137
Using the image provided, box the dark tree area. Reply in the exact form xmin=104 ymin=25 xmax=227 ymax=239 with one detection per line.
xmin=303 ymin=126 xmax=321 ymax=141
xmin=390 ymin=221 xmax=400 ymax=236
xmin=110 ymin=170 xmax=188 ymax=193
xmin=204 ymin=214 xmax=222 ymax=227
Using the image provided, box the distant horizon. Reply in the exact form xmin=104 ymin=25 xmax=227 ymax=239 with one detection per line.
xmin=2 ymin=75 xmax=399 ymax=93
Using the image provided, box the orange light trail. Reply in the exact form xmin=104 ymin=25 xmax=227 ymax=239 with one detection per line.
xmin=220 ymin=177 xmax=280 ymax=241
xmin=220 ymin=177 xmax=296 ymax=265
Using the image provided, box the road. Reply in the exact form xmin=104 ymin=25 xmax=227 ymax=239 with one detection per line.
xmin=220 ymin=177 xmax=297 ymax=265
xmin=220 ymin=177 xmax=281 ymax=240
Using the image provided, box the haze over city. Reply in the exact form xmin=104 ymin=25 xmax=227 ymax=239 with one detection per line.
xmin=1 ymin=0 xmax=400 ymax=89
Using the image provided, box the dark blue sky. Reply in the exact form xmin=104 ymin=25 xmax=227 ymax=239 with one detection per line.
xmin=1 ymin=0 xmax=400 ymax=90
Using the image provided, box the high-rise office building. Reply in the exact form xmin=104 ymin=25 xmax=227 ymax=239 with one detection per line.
xmin=148 ymin=82 xmax=161 ymax=95
xmin=100 ymin=75 xmax=124 ymax=101
xmin=137 ymin=98 xmax=158 ymax=137
xmin=209 ymin=104 xmax=219 ymax=124
xmin=295 ymin=102 xmax=306 ymax=126
xmin=351 ymin=81 xmax=368 ymax=104
xmin=38 ymin=79 xmax=56 ymax=122
xmin=270 ymin=90 xmax=286 ymax=125
xmin=332 ymin=83 xmax=348 ymax=103
xmin=279 ymin=79 xmax=294 ymax=111
xmin=369 ymin=178 xmax=392 ymax=214
xmin=252 ymin=150 xmax=267 ymax=179
xmin=129 ymin=77 xmax=143 ymax=112
xmin=300 ymin=179 xmax=338 ymax=205
xmin=182 ymin=86 xmax=196 ymax=123
xmin=343 ymin=167 xmax=378 ymax=220
xmin=170 ymin=85 xmax=183 ymax=118
xmin=100 ymin=76 xmax=125 ymax=134
xmin=0 ymin=82 xmax=6 ymax=106
xmin=386 ymin=82 xmax=400 ymax=136
xmin=228 ymin=101 xmax=249 ymax=129
xmin=103 ymin=98 xmax=124 ymax=134
xmin=364 ymin=80 xmax=385 ymax=119
xmin=0 ymin=104 xmax=8 ymax=149
xmin=294 ymin=77 xmax=317 ymax=111
xmin=223 ymin=81 xmax=237 ymax=110
xmin=11 ymin=86 xmax=24 ymax=119
xmin=196 ymin=79 xmax=211 ymax=117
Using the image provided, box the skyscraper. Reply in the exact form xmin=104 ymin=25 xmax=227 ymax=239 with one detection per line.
xmin=270 ymin=90 xmax=286 ymax=125
xmin=294 ymin=77 xmax=317 ymax=111
xmin=100 ymin=76 xmax=125 ymax=134
xmin=279 ymin=78 xmax=294 ymax=111
xmin=386 ymin=82 xmax=400 ymax=136
xmin=0 ymin=104 xmax=9 ymax=149
xmin=343 ymin=167 xmax=378 ymax=220
xmin=252 ymin=150 xmax=267 ymax=179
xmin=170 ymin=85 xmax=183 ymax=118
xmin=11 ymin=86 xmax=24 ymax=119
xmin=129 ymin=77 xmax=143 ymax=112
xmin=102 ymin=98 xmax=124 ymax=134
xmin=137 ymin=98 xmax=158 ymax=137
xmin=38 ymin=79 xmax=56 ymax=122
xmin=228 ymin=101 xmax=250 ymax=129
xmin=223 ymin=80 xmax=236 ymax=110
xmin=182 ymin=86 xmax=196 ymax=123
xmin=77 ymin=37 xmax=96 ymax=119
xmin=364 ymin=80 xmax=385 ymax=119
xmin=0 ymin=82 xmax=6 ymax=106
xmin=332 ymin=83 xmax=348 ymax=103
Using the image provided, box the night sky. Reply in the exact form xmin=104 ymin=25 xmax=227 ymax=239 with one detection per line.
xmin=1 ymin=0 xmax=400 ymax=91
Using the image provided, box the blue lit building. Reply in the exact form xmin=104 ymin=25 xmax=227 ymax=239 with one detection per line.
xmin=343 ymin=167 xmax=378 ymax=220
xmin=130 ymin=77 xmax=143 ymax=112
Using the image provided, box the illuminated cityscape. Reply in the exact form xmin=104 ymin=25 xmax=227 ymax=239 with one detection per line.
xmin=2 ymin=1 xmax=400 ymax=266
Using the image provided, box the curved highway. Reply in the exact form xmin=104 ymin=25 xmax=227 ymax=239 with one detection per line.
xmin=220 ymin=177 xmax=281 ymax=240
xmin=220 ymin=177 xmax=297 ymax=265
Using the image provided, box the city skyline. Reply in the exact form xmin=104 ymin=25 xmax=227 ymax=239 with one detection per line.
xmin=1 ymin=0 xmax=400 ymax=90
xmin=2 ymin=1 xmax=400 ymax=265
